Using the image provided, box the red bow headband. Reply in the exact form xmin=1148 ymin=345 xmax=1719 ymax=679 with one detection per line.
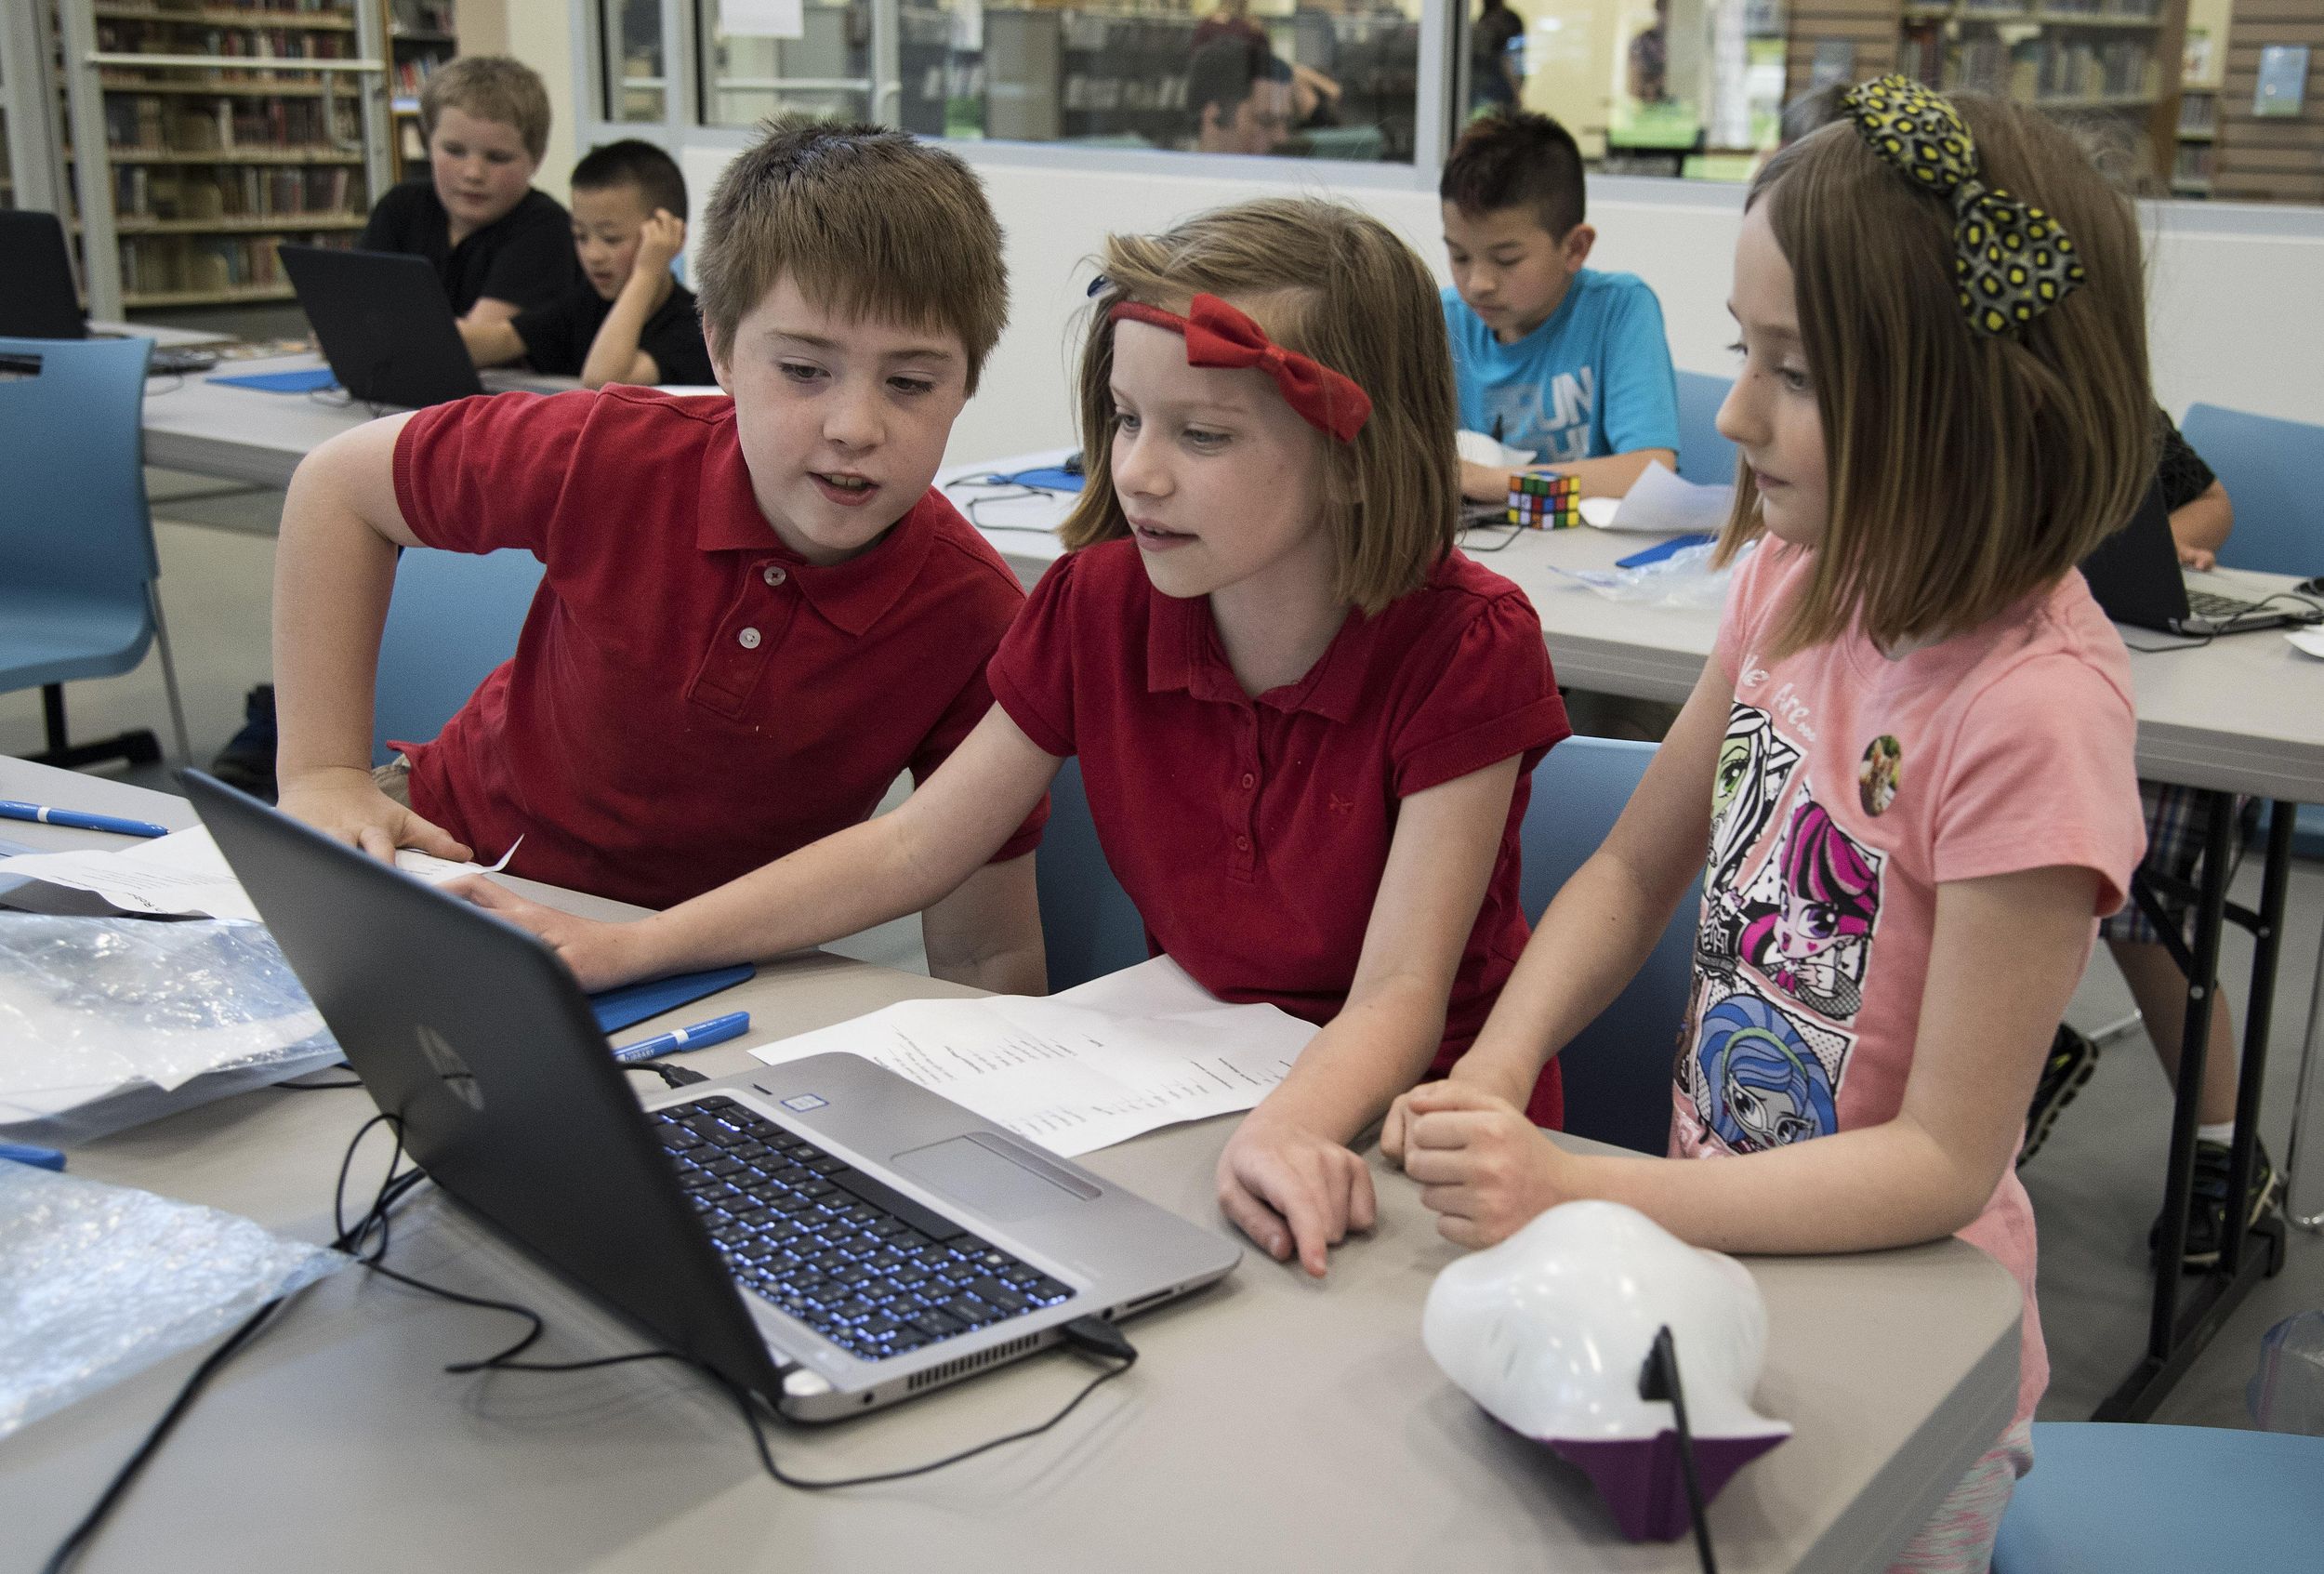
xmin=1107 ymin=293 xmax=1372 ymax=443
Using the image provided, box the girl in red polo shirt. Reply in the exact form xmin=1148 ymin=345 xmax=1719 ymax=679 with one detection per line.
xmin=471 ymin=196 xmax=1571 ymax=1278
xmin=1384 ymin=86 xmax=2153 ymax=1570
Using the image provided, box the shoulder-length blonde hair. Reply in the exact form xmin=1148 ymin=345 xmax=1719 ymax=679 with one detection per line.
xmin=1722 ymin=92 xmax=2155 ymax=655
xmin=1061 ymin=198 xmax=1459 ymax=615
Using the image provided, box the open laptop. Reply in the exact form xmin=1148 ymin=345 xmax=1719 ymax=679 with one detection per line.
xmin=278 ymin=243 xmax=491 ymax=408
xmin=2082 ymin=479 xmax=2321 ymax=636
xmin=184 ymin=770 xmax=1238 ymax=1422
xmin=0 ymin=210 xmax=217 ymax=372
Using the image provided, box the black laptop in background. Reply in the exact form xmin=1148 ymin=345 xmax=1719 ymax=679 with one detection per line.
xmin=2081 ymin=479 xmax=2320 ymax=637
xmin=278 ymin=243 xmax=487 ymax=409
xmin=0 ymin=211 xmax=89 ymax=339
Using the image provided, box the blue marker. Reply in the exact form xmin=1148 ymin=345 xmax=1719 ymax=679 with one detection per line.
xmin=613 ymin=1011 xmax=751 ymax=1065
xmin=0 ymin=1143 xmax=67 ymax=1171
xmin=0 ymin=801 xmax=171 ymax=839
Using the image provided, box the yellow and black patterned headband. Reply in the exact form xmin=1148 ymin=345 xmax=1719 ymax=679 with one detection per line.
xmin=1839 ymin=74 xmax=2085 ymax=337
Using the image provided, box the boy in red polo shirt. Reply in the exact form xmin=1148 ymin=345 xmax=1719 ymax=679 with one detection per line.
xmin=271 ymin=120 xmax=1047 ymax=993
xmin=469 ymin=199 xmax=1571 ymax=1280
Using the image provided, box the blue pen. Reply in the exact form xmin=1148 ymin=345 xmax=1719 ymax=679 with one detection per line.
xmin=0 ymin=800 xmax=172 ymax=839
xmin=0 ymin=1142 xmax=67 ymax=1171
xmin=612 ymin=1011 xmax=751 ymax=1065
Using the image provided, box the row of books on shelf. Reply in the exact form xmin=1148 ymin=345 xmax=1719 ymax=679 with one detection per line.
xmin=2172 ymin=143 xmax=2213 ymax=185
xmin=2177 ymin=90 xmax=2216 ymax=135
xmin=105 ymin=93 xmax=359 ymax=152
xmin=141 ymin=1 xmax=358 ymax=18
xmin=1898 ymin=28 xmax=2160 ymax=101
xmin=113 ymin=161 xmax=362 ymax=221
xmin=95 ymin=21 xmax=359 ymax=60
xmin=392 ymin=55 xmax=449 ymax=96
xmin=118 ymin=229 xmax=350 ymax=296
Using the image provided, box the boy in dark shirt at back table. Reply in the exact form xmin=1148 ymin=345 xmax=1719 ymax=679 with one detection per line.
xmin=460 ymin=139 xmax=715 ymax=389
xmin=357 ymin=55 xmax=580 ymax=331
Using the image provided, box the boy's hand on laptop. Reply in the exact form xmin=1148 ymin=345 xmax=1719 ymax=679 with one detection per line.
xmin=2176 ymin=542 xmax=2217 ymax=572
xmin=1395 ymin=1080 xmax=1571 ymax=1250
xmin=278 ymin=766 xmax=472 ymax=866
xmin=448 ymin=878 xmax=653 ymax=992
xmin=635 ymin=209 xmax=686 ymax=277
xmin=1216 ymin=1108 xmax=1378 ymax=1278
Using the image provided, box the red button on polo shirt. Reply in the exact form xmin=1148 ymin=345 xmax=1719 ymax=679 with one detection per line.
xmin=388 ymin=388 xmax=1044 ymax=910
xmin=988 ymin=538 xmax=1571 ymax=1127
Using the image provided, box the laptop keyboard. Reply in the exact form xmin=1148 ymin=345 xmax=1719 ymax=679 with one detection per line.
xmin=649 ymin=1095 xmax=1074 ymax=1361
xmin=2186 ymin=588 xmax=2266 ymax=625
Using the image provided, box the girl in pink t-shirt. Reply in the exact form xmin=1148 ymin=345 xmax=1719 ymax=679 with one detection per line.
xmin=1384 ymin=81 xmax=2153 ymax=1571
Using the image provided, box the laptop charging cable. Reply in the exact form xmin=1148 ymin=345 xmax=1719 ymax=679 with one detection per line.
xmin=44 ymin=1115 xmax=1139 ymax=1570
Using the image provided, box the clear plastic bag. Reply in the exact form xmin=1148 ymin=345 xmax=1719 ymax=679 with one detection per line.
xmin=0 ymin=915 xmax=343 ymax=1144
xmin=2248 ymin=1310 xmax=2324 ymax=1435
xmin=0 ymin=1162 xmax=347 ymax=1441
xmin=1553 ymin=536 xmax=1754 ymax=610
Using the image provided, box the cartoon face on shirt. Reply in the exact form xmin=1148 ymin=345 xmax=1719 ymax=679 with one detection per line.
xmin=1736 ymin=800 xmax=1881 ymax=1020
xmin=1708 ymin=706 xmax=1801 ymax=887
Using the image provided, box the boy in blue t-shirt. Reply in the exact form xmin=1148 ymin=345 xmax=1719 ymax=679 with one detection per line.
xmin=1440 ymin=111 xmax=1679 ymax=500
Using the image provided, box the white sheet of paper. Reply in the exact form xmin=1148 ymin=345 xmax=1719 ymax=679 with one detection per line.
xmin=0 ymin=827 xmax=517 ymax=923
xmin=720 ymin=0 xmax=805 ymax=39
xmin=1590 ymin=459 xmax=1736 ymax=534
xmin=2286 ymin=628 xmax=2324 ymax=660
xmin=747 ymin=957 xmax=1315 ymax=1157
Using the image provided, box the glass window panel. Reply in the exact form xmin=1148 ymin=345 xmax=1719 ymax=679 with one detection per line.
xmin=699 ymin=0 xmax=874 ymax=126
xmin=1491 ymin=0 xmax=2300 ymax=202
xmin=893 ymin=1 xmax=1421 ymax=163
xmin=604 ymin=0 xmax=668 ymax=122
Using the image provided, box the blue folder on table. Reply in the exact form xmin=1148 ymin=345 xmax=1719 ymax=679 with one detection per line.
xmin=588 ymin=963 xmax=756 ymax=1032
xmin=209 ymin=367 xmax=340 ymax=394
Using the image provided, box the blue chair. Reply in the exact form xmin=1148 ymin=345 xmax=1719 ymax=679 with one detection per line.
xmin=2178 ymin=403 xmax=2324 ymax=859
xmin=0 ymin=335 xmax=191 ymax=768
xmin=1992 ymin=1422 xmax=2324 ymax=1572
xmin=1673 ymin=369 xmax=1739 ymax=488
xmin=1521 ymin=736 xmax=1701 ymax=1154
xmin=1034 ymin=757 xmax=1148 ymax=991
xmin=371 ymin=547 xmax=545 ymax=764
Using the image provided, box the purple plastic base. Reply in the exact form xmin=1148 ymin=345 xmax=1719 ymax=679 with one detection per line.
xmin=1546 ymin=1429 xmax=1789 ymax=1541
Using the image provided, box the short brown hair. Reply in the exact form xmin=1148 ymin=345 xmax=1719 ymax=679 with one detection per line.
xmin=693 ymin=119 xmax=1008 ymax=392
xmin=1723 ymin=92 xmax=2153 ymax=656
xmin=572 ymin=139 xmax=687 ymax=221
xmin=1063 ymin=198 xmax=1459 ymax=615
xmin=419 ymin=57 xmax=552 ymax=165
xmin=1441 ymin=111 xmax=1587 ymax=238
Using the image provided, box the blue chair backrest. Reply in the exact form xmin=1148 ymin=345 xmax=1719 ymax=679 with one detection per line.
xmin=1673 ymin=369 xmax=1738 ymax=488
xmin=372 ymin=548 xmax=547 ymax=764
xmin=1521 ymin=736 xmax=1701 ymax=1154
xmin=1035 ymin=756 xmax=1151 ymax=991
xmin=2180 ymin=403 xmax=2324 ymax=578
xmin=0 ymin=335 xmax=160 ymax=600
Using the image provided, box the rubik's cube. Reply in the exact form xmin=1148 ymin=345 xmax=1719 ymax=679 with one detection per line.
xmin=1507 ymin=471 xmax=1580 ymax=530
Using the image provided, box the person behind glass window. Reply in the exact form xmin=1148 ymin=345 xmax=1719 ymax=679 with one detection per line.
xmin=1471 ymin=0 xmax=1525 ymax=112
xmin=1189 ymin=35 xmax=1294 ymax=156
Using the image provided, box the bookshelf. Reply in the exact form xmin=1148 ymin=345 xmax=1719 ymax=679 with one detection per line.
xmin=53 ymin=0 xmax=393 ymax=315
xmin=385 ymin=0 xmax=455 ymax=179
xmin=1788 ymin=1 xmax=2189 ymax=190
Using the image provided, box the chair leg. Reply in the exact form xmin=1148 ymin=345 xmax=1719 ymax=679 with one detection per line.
xmin=149 ymin=583 xmax=194 ymax=764
xmin=28 ymin=684 xmax=160 ymax=772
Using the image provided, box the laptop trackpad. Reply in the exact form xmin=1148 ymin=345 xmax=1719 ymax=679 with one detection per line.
xmin=891 ymin=1133 xmax=1099 ymax=1223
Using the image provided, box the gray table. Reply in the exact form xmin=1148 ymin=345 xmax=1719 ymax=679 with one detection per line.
xmin=139 ymin=355 xmax=577 ymax=490
xmin=0 ymin=759 xmax=2019 ymax=1573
